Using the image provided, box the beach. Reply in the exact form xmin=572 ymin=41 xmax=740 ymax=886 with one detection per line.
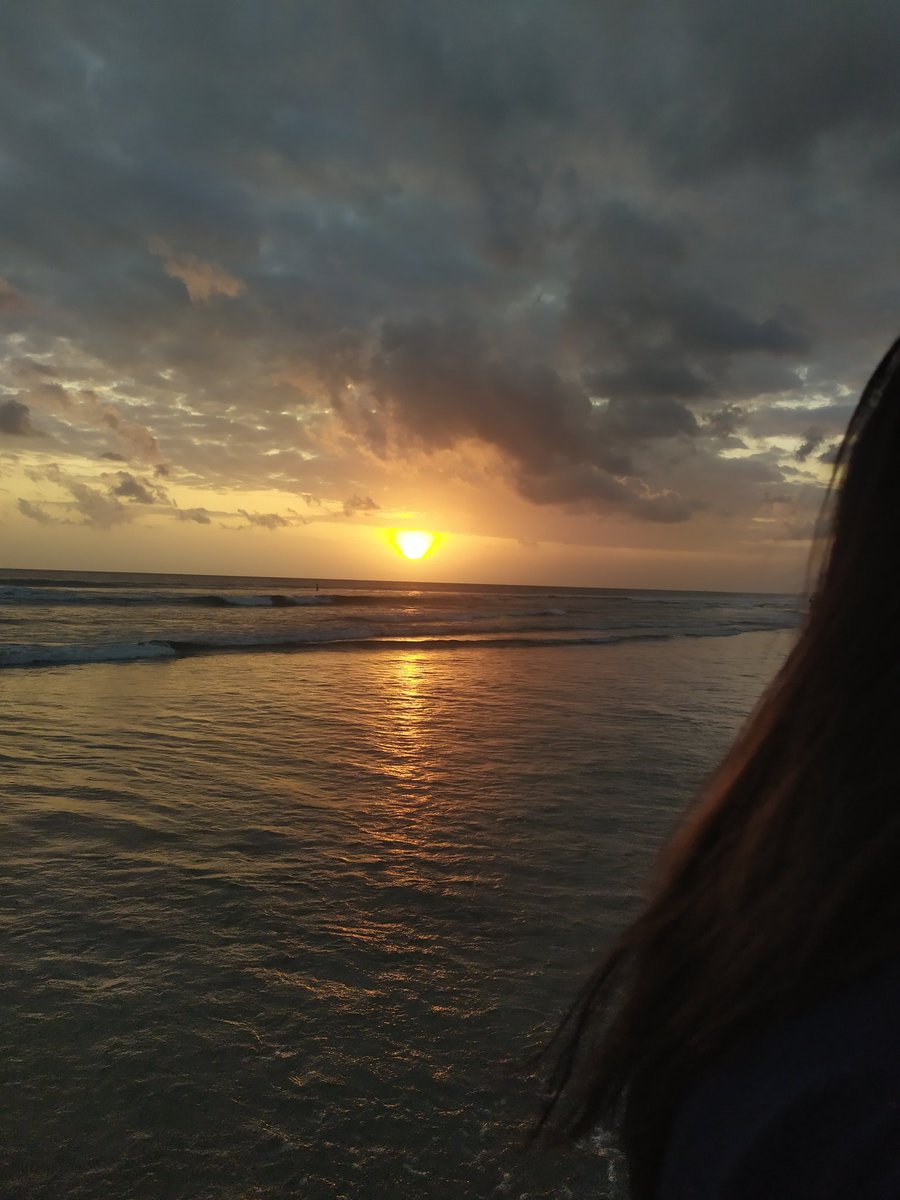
xmin=2 ymin=0 xmax=891 ymax=1190
xmin=1 ymin=574 xmax=795 ymax=1198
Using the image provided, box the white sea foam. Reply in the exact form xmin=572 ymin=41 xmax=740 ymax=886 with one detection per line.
xmin=0 ymin=573 xmax=801 ymax=669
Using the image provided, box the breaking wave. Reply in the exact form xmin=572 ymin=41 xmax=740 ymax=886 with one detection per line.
xmin=0 ymin=586 xmax=404 ymax=609
xmin=0 ymin=641 xmax=178 ymax=668
xmin=1 ymin=622 xmax=795 ymax=670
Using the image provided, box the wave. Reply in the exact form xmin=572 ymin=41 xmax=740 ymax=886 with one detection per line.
xmin=193 ymin=592 xmax=414 ymax=608
xmin=0 ymin=621 xmax=796 ymax=670
xmin=1 ymin=586 xmax=354 ymax=608
xmin=196 ymin=593 xmax=335 ymax=607
xmin=0 ymin=641 xmax=177 ymax=668
xmin=0 ymin=587 xmax=476 ymax=610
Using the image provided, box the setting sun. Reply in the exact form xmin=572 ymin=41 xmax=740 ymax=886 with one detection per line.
xmin=391 ymin=530 xmax=436 ymax=560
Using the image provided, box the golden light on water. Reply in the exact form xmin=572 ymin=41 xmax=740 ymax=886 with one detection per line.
xmin=391 ymin=530 xmax=436 ymax=560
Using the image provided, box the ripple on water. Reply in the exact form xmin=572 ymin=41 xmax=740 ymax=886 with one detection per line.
xmin=0 ymin=632 xmax=790 ymax=1198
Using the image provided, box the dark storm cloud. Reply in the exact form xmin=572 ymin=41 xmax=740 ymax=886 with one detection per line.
xmin=564 ymin=200 xmax=810 ymax=443
xmin=742 ymin=402 xmax=856 ymax=443
xmin=515 ymin=460 xmax=697 ymax=524
xmin=634 ymin=0 xmax=900 ymax=179
xmin=588 ymin=362 xmax=712 ymax=404
xmin=369 ymin=315 xmax=629 ymax=476
xmin=0 ymin=398 xmax=38 ymax=437
xmin=2 ymin=0 xmax=899 ymax=532
xmin=702 ymin=406 xmax=745 ymax=439
xmin=357 ymin=313 xmax=706 ymax=519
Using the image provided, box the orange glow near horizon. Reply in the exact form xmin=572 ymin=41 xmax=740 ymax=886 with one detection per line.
xmin=390 ymin=530 xmax=437 ymax=560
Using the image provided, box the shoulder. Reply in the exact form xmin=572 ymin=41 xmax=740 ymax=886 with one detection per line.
xmin=657 ymin=959 xmax=900 ymax=1199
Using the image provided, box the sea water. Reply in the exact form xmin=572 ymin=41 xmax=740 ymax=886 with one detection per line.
xmin=0 ymin=571 xmax=798 ymax=1198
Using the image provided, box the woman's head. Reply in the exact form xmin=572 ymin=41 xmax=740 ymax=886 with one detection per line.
xmin=537 ymin=334 xmax=900 ymax=1199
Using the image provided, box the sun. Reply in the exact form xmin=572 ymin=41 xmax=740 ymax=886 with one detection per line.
xmin=391 ymin=530 xmax=436 ymax=560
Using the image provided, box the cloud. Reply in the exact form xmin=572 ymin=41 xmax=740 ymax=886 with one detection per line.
xmin=2 ymin=0 xmax=898 ymax=555
xmin=0 ymin=398 xmax=38 ymax=437
xmin=353 ymin=314 xmax=699 ymax=521
xmin=629 ymin=0 xmax=900 ymax=181
xmin=515 ymin=459 xmax=697 ymax=524
xmin=96 ymin=405 xmax=163 ymax=463
xmin=0 ymin=276 xmax=25 ymax=312
xmin=175 ymin=506 xmax=211 ymax=524
xmin=342 ymin=493 xmax=379 ymax=516
xmin=238 ymin=509 xmax=291 ymax=530
xmin=109 ymin=471 xmax=167 ymax=504
xmin=41 ymin=465 xmax=133 ymax=528
xmin=795 ymin=428 xmax=825 ymax=462
xmin=702 ymin=405 xmax=746 ymax=438
xmin=367 ymin=314 xmax=623 ymax=467
xmin=564 ymin=201 xmax=809 ymax=426
xmin=149 ymin=236 xmax=245 ymax=304
xmin=7 ymin=359 xmax=163 ymax=462
xmin=16 ymin=497 xmax=57 ymax=524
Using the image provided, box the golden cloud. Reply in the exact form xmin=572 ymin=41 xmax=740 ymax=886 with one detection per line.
xmin=149 ymin=236 xmax=245 ymax=304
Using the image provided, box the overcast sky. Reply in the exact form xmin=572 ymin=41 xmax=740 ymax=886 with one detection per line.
xmin=2 ymin=1 xmax=900 ymax=589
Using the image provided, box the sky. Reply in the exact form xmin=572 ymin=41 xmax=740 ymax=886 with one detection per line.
xmin=2 ymin=1 xmax=900 ymax=591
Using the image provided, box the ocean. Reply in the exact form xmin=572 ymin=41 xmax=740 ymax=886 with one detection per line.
xmin=1 ymin=570 xmax=800 ymax=1199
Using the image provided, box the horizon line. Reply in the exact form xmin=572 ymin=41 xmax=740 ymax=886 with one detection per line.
xmin=0 ymin=563 xmax=798 ymax=598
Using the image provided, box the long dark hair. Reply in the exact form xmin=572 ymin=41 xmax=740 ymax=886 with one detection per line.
xmin=536 ymin=335 xmax=900 ymax=1198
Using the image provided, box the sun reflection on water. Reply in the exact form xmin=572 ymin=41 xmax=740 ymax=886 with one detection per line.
xmin=361 ymin=652 xmax=453 ymax=894
xmin=384 ymin=652 xmax=430 ymax=782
